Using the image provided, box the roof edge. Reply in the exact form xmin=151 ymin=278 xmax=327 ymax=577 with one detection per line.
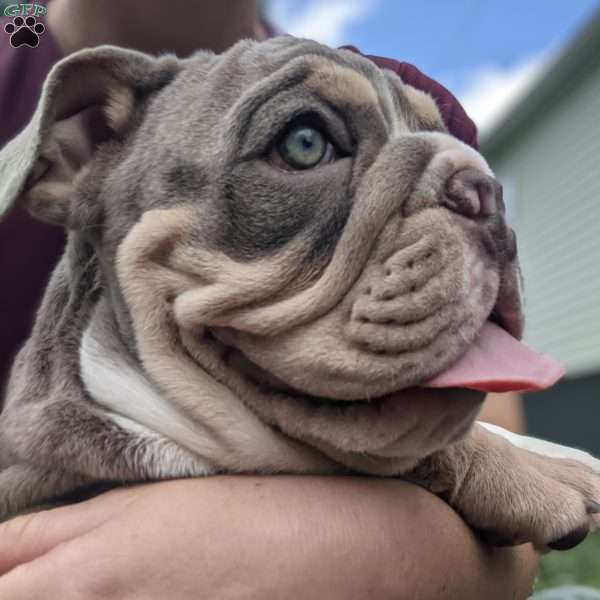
xmin=481 ymin=7 xmax=600 ymax=160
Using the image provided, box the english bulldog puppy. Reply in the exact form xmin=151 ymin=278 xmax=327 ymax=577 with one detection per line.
xmin=0 ymin=37 xmax=598 ymax=551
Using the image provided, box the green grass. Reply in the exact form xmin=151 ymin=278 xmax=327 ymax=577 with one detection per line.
xmin=534 ymin=533 xmax=600 ymax=592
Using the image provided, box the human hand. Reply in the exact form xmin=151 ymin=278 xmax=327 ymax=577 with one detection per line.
xmin=0 ymin=476 xmax=538 ymax=599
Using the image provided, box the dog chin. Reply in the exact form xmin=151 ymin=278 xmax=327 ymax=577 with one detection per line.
xmin=193 ymin=329 xmax=484 ymax=469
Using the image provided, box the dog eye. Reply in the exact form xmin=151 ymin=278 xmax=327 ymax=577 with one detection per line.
xmin=275 ymin=125 xmax=333 ymax=170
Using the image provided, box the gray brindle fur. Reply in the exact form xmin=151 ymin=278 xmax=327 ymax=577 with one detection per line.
xmin=1 ymin=37 xmax=599 ymax=550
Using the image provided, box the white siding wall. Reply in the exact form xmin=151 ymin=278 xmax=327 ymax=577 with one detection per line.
xmin=491 ymin=66 xmax=600 ymax=378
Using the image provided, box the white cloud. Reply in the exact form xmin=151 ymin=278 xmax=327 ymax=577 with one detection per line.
xmin=268 ymin=0 xmax=375 ymax=47
xmin=457 ymin=51 xmax=552 ymax=136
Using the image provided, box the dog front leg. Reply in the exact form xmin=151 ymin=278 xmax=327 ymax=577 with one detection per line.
xmin=0 ymin=464 xmax=95 ymax=520
xmin=0 ymin=399 xmax=218 ymax=522
xmin=406 ymin=423 xmax=600 ymax=551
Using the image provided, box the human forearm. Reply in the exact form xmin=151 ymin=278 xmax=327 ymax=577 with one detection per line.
xmin=245 ymin=476 xmax=538 ymax=600
xmin=0 ymin=476 xmax=538 ymax=599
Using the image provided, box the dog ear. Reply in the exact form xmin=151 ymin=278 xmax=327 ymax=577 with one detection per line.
xmin=0 ymin=46 xmax=179 ymax=225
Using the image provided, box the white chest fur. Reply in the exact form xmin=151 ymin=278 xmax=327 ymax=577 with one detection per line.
xmin=80 ymin=326 xmax=217 ymax=476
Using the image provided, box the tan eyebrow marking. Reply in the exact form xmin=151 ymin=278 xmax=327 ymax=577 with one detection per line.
xmin=304 ymin=59 xmax=379 ymax=108
xmin=402 ymin=84 xmax=445 ymax=130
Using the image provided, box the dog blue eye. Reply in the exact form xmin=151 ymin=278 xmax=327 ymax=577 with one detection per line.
xmin=278 ymin=126 xmax=328 ymax=169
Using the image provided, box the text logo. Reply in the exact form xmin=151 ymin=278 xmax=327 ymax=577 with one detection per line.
xmin=2 ymin=3 xmax=46 ymax=17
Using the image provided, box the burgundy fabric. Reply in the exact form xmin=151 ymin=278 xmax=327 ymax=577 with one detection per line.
xmin=0 ymin=27 xmax=478 ymax=389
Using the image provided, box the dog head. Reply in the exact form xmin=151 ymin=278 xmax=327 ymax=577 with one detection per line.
xmin=0 ymin=37 xmax=553 ymax=474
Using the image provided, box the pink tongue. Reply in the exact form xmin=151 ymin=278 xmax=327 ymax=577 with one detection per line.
xmin=425 ymin=321 xmax=565 ymax=392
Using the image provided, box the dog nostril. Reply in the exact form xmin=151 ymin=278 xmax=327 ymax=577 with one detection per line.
xmin=445 ymin=168 xmax=499 ymax=218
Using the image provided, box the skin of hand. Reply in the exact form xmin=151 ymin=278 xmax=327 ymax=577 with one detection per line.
xmin=0 ymin=476 xmax=538 ymax=600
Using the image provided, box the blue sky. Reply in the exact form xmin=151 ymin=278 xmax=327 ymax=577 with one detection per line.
xmin=267 ymin=0 xmax=600 ymax=132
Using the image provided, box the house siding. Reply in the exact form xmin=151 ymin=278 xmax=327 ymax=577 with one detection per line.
xmin=488 ymin=62 xmax=600 ymax=378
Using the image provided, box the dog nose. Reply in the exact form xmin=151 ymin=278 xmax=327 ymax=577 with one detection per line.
xmin=444 ymin=169 xmax=500 ymax=218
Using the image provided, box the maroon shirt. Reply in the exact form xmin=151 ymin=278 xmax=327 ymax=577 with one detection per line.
xmin=0 ymin=29 xmax=477 ymax=387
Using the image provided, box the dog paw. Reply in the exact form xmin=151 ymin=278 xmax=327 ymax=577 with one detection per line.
xmin=455 ymin=425 xmax=600 ymax=552
xmin=4 ymin=16 xmax=45 ymax=48
xmin=476 ymin=461 xmax=600 ymax=552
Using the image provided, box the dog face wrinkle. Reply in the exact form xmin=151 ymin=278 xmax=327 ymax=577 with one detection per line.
xmin=85 ymin=41 xmax=519 ymax=468
xmin=98 ymin=42 xmax=517 ymax=468
xmin=0 ymin=38 xmax=525 ymax=512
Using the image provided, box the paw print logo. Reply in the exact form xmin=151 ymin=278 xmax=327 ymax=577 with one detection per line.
xmin=4 ymin=16 xmax=45 ymax=48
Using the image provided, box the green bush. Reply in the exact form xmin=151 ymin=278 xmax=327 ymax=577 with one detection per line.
xmin=535 ymin=534 xmax=600 ymax=591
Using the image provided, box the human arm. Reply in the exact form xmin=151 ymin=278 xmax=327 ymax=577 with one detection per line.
xmin=0 ymin=476 xmax=538 ymax=600
xmin=480 ymin=392 xmax=526 ymax=433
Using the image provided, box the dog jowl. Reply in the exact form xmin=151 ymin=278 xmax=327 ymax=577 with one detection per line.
xmin=0 ymin=37 xmax=599 ymax=551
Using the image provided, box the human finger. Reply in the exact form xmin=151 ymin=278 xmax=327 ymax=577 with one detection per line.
xmin=0 ymin=485 xmax=142 ymax=575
